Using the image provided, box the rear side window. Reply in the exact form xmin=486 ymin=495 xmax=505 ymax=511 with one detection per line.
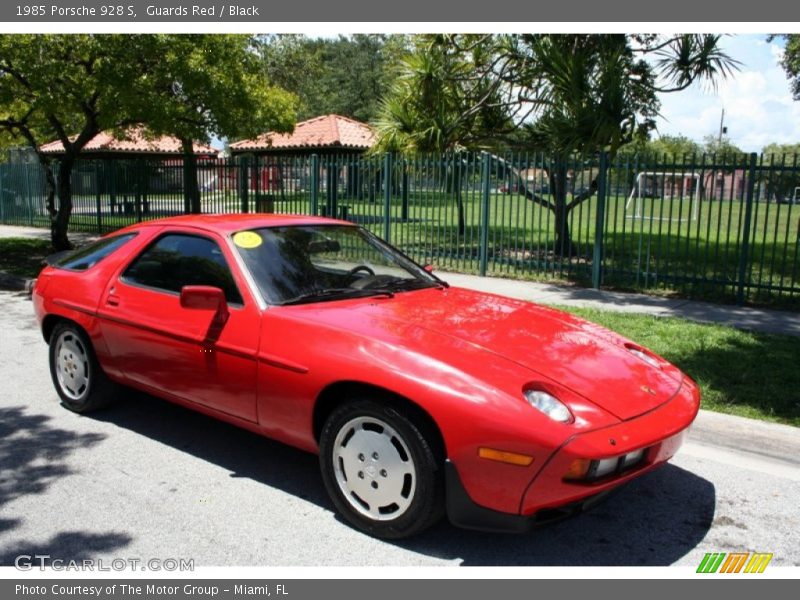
xmin=122 ymin=233 xmax=244 ymax=305
xmin=54 ymin=233 xmax=137 ymax=271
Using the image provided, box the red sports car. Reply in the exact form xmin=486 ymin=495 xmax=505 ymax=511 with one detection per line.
xmin=32 ymin=214 xmax=700 ymax=539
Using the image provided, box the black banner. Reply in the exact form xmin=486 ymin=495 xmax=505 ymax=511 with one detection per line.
xmin=4 ymin=579 xmax=798 ymax=600
xmin=1 ymin=0 xmax=799 ymax=22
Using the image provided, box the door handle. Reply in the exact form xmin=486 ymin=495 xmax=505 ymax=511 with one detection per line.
xmin=106 ymin=292 xmax=120 ymax=306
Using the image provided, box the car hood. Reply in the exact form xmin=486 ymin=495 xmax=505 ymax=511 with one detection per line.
xmin=295 ymin=287 xmax=683 ymax=421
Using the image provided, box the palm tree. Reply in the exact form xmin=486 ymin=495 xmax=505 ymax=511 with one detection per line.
xmin=373 ymin=34 xmax=739 ymax=256
xmin=373 ymin=39 xmax=512 ymax=235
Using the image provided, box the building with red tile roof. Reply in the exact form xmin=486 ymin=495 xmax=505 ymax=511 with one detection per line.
xmin=40 ymin=127 xmax=218 ymax=158
xmin=229 ymin=114 xmax=375 ymax=155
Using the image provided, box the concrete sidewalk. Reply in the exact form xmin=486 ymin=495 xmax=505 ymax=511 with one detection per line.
xmin=0 ymin=224 xmax=97 ymax=245
xmin=1 ymin=223 xmax=799 ymax=338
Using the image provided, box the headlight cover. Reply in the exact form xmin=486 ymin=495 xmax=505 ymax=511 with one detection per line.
xmin=524 ymin=389 xmax=573 ymax=423
xmin=626 ymin=345 xmax=661 ymax=369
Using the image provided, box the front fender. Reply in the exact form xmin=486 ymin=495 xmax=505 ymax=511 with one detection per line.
xmin=255 ymin=309 xmax=617 ymax=514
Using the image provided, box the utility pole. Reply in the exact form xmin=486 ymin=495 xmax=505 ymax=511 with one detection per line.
xmin=718 ymin=108 xmax=727 ymax=144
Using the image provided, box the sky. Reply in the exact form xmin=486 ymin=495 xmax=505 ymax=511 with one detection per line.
xmin=654 ymin=34 xmax=800 ymax=151
xmin=303 ymin=32 xmax=799 ymax=154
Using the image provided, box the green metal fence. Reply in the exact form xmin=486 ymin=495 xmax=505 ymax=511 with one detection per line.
xmin=2 ymin=151 xmax=799 ymax=308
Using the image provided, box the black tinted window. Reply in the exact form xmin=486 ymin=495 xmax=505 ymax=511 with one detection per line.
xmin=54 ymin=233 xmax=137 ymax=271
xmin=123 ymin=234 xmax=243 ymax=305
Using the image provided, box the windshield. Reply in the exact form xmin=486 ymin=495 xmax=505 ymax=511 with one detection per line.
xmin=232 ymin=225 xmax=442 ymax=305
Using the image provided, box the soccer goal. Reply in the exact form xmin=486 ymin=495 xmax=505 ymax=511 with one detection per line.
xmin=793 ymin=187 xmax=800 ymax=204
xmin=625 ymin=172 xmax=701 ymax=222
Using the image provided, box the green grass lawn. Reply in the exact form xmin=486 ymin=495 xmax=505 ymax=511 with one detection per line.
xmin=0 ymin=237 xmax=52 ymax=279
xmin=559 ymin=306 xmax=800 ymax=426
xmin=6 ymin=184 xmax=800 ymax=308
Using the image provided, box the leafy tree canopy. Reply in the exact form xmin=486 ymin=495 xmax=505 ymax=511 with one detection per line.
xmin=117 ymin=34 xmax=296 ymax=144
xmin=259 ymin=34 xmax=409 ymax=123
xmin=762 ymin=141 xmax=800 ymax=156
xmin=621 ymin=134 xmax=703 ymax=158
xmin=374 ymin=34 xmax=739 ymax=157
xmin=702 ymin=134 xmax=744 ymax=157
xmin=770 ymin=34 xmax=800 ymax=100
xmin=0 ymin=34 xmax=297 ymax=249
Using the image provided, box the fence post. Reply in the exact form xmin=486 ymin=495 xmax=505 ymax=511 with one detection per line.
xmin=182 ymin=156 xmax=191 ymax=214
xmin=325 ymin=155 xmax=337 ymax=218
xmin=592 ymin=152 xmax=608 ymax=289
xmin=401 ymin=159 xmax=409 ymax=221
xmin=134 ymin=160 xmax=143 ymax=223
xmin=253 ymin=155 xmax=262 ymax=212
xmin=238 ymin=155 xmax=249 ymax=214
xmin=95 ymin=162 xmax=102 ymax=233
xmin=479 ymin=152 xmax=491 ymax=277
xmin=0 ymin=165 xmax=4 ymax=223
xmin=23 ymin=162 xmax=34 ymax=226
xmin=383 ymin=152 xmax=392 ymax=242
xmin=109 ymin=160 xmax=118 ymax=217
xmin=310 ymin=154 xmax=319 ymax=216
xmin=736 ymin=153 xmax=758 ymax=304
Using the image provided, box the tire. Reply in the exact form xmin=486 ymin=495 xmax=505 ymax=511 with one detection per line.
xmin=319 ymin=398 xmax=444 ymax=539
xmin=48 ymin=322 xmax=118 ymax=413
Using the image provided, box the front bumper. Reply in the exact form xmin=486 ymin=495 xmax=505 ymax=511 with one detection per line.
xmin=445 ymin=460 xmax=614 ymax=533
xmin=445 ymin=376 xmax=699 ymax=532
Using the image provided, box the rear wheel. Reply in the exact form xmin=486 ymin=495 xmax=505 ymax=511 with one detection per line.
xmin=49 ymin=322 xmax=118 ymax=413
xmin=319 ymin=398 xmax=444 ymax=539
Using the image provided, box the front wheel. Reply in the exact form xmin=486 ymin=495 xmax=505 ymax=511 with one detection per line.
xmin=49 ymin=322 xmax=118 ymax=413
xmin=319 ymin=399 xmax=444 ymax=539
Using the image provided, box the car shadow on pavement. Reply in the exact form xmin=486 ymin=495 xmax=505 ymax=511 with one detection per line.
xmin=91 ymin=391 xmax=331 ymax=509
xmin=0 ymin=532 xmax=134 ymax=567
xmin=399 ymin=463 xmax=716 ymax=566
xmin=92 ymin=392 xmax=716 ymax=567
xmin=0 ymin=405 xmax=132 ymax=566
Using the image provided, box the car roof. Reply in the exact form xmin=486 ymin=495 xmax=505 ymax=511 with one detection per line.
xmin=115 ymin=213 xmax=353 ymax=235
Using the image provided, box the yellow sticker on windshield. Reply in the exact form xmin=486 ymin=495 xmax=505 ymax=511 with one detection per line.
xmin=233 ymin=231 xmax=262 ymax=249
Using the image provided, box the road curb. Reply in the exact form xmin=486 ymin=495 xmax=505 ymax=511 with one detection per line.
xmin=691 ymin=409 xmax=800 ymax=466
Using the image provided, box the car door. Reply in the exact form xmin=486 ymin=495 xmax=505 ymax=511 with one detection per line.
xmin=96 ymin=229 xmax=260 ymax=422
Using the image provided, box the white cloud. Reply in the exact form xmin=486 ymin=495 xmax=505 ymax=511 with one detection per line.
xmin=655 ymin=36 xmax=800 ymax=152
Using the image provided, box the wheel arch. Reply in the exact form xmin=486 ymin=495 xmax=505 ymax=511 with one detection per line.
xmin=312 ymin=380 xmax=446 ymax=461
xmin=42 ymin=314 xmax=82 ymax=344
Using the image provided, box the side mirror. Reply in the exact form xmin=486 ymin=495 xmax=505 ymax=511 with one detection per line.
xmin=423 ymin=264 xmax=435 ymax=273
xmin=180 ymin=285 xmax=229 ymax=324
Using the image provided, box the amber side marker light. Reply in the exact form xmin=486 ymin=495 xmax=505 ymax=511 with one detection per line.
xmin=478 ymin=447 xmax=534 ymax=467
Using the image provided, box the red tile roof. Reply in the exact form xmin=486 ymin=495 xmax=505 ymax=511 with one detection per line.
xmin=40 ymin=127 xmax=217 ymax=156
xmin=229 ymin=114 xmax=375 ymax=152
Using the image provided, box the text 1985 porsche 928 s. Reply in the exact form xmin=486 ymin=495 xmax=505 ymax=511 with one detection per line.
xmin=33 ymin=214 xmax=700 ymax=538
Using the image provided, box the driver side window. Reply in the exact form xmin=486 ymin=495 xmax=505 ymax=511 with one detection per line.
xmin=123 ymin=233 xmax=244 ymax=305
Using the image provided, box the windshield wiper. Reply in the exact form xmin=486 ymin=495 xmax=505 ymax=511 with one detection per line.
xmin=368 ymin=278 xmax=444 ymax=293
xmin=280 ymin=287 xmax=394 ymax=306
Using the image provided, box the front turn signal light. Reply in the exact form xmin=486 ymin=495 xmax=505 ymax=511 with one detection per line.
xmin=564 ymin=458 xmax=592 ymax=480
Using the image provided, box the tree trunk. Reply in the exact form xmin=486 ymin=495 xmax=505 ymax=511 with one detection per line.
xmin=32 ymin=153 xmax=59 ymax=250
xmin=42 ymin=158 xmax=57 ymax=223
xmin=181 ymin=138 xmax=201 ymax=214
xmin=445 ymin=158 xmax=465 ymax=236
xmin=549 ymin=161 xmax=576 ymax=258
xmin=50 ymin=153 xmax=77 ymax=251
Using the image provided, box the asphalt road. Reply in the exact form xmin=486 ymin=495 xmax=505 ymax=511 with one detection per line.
xmin=1 ymin=290 xmax=798 ymax=567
